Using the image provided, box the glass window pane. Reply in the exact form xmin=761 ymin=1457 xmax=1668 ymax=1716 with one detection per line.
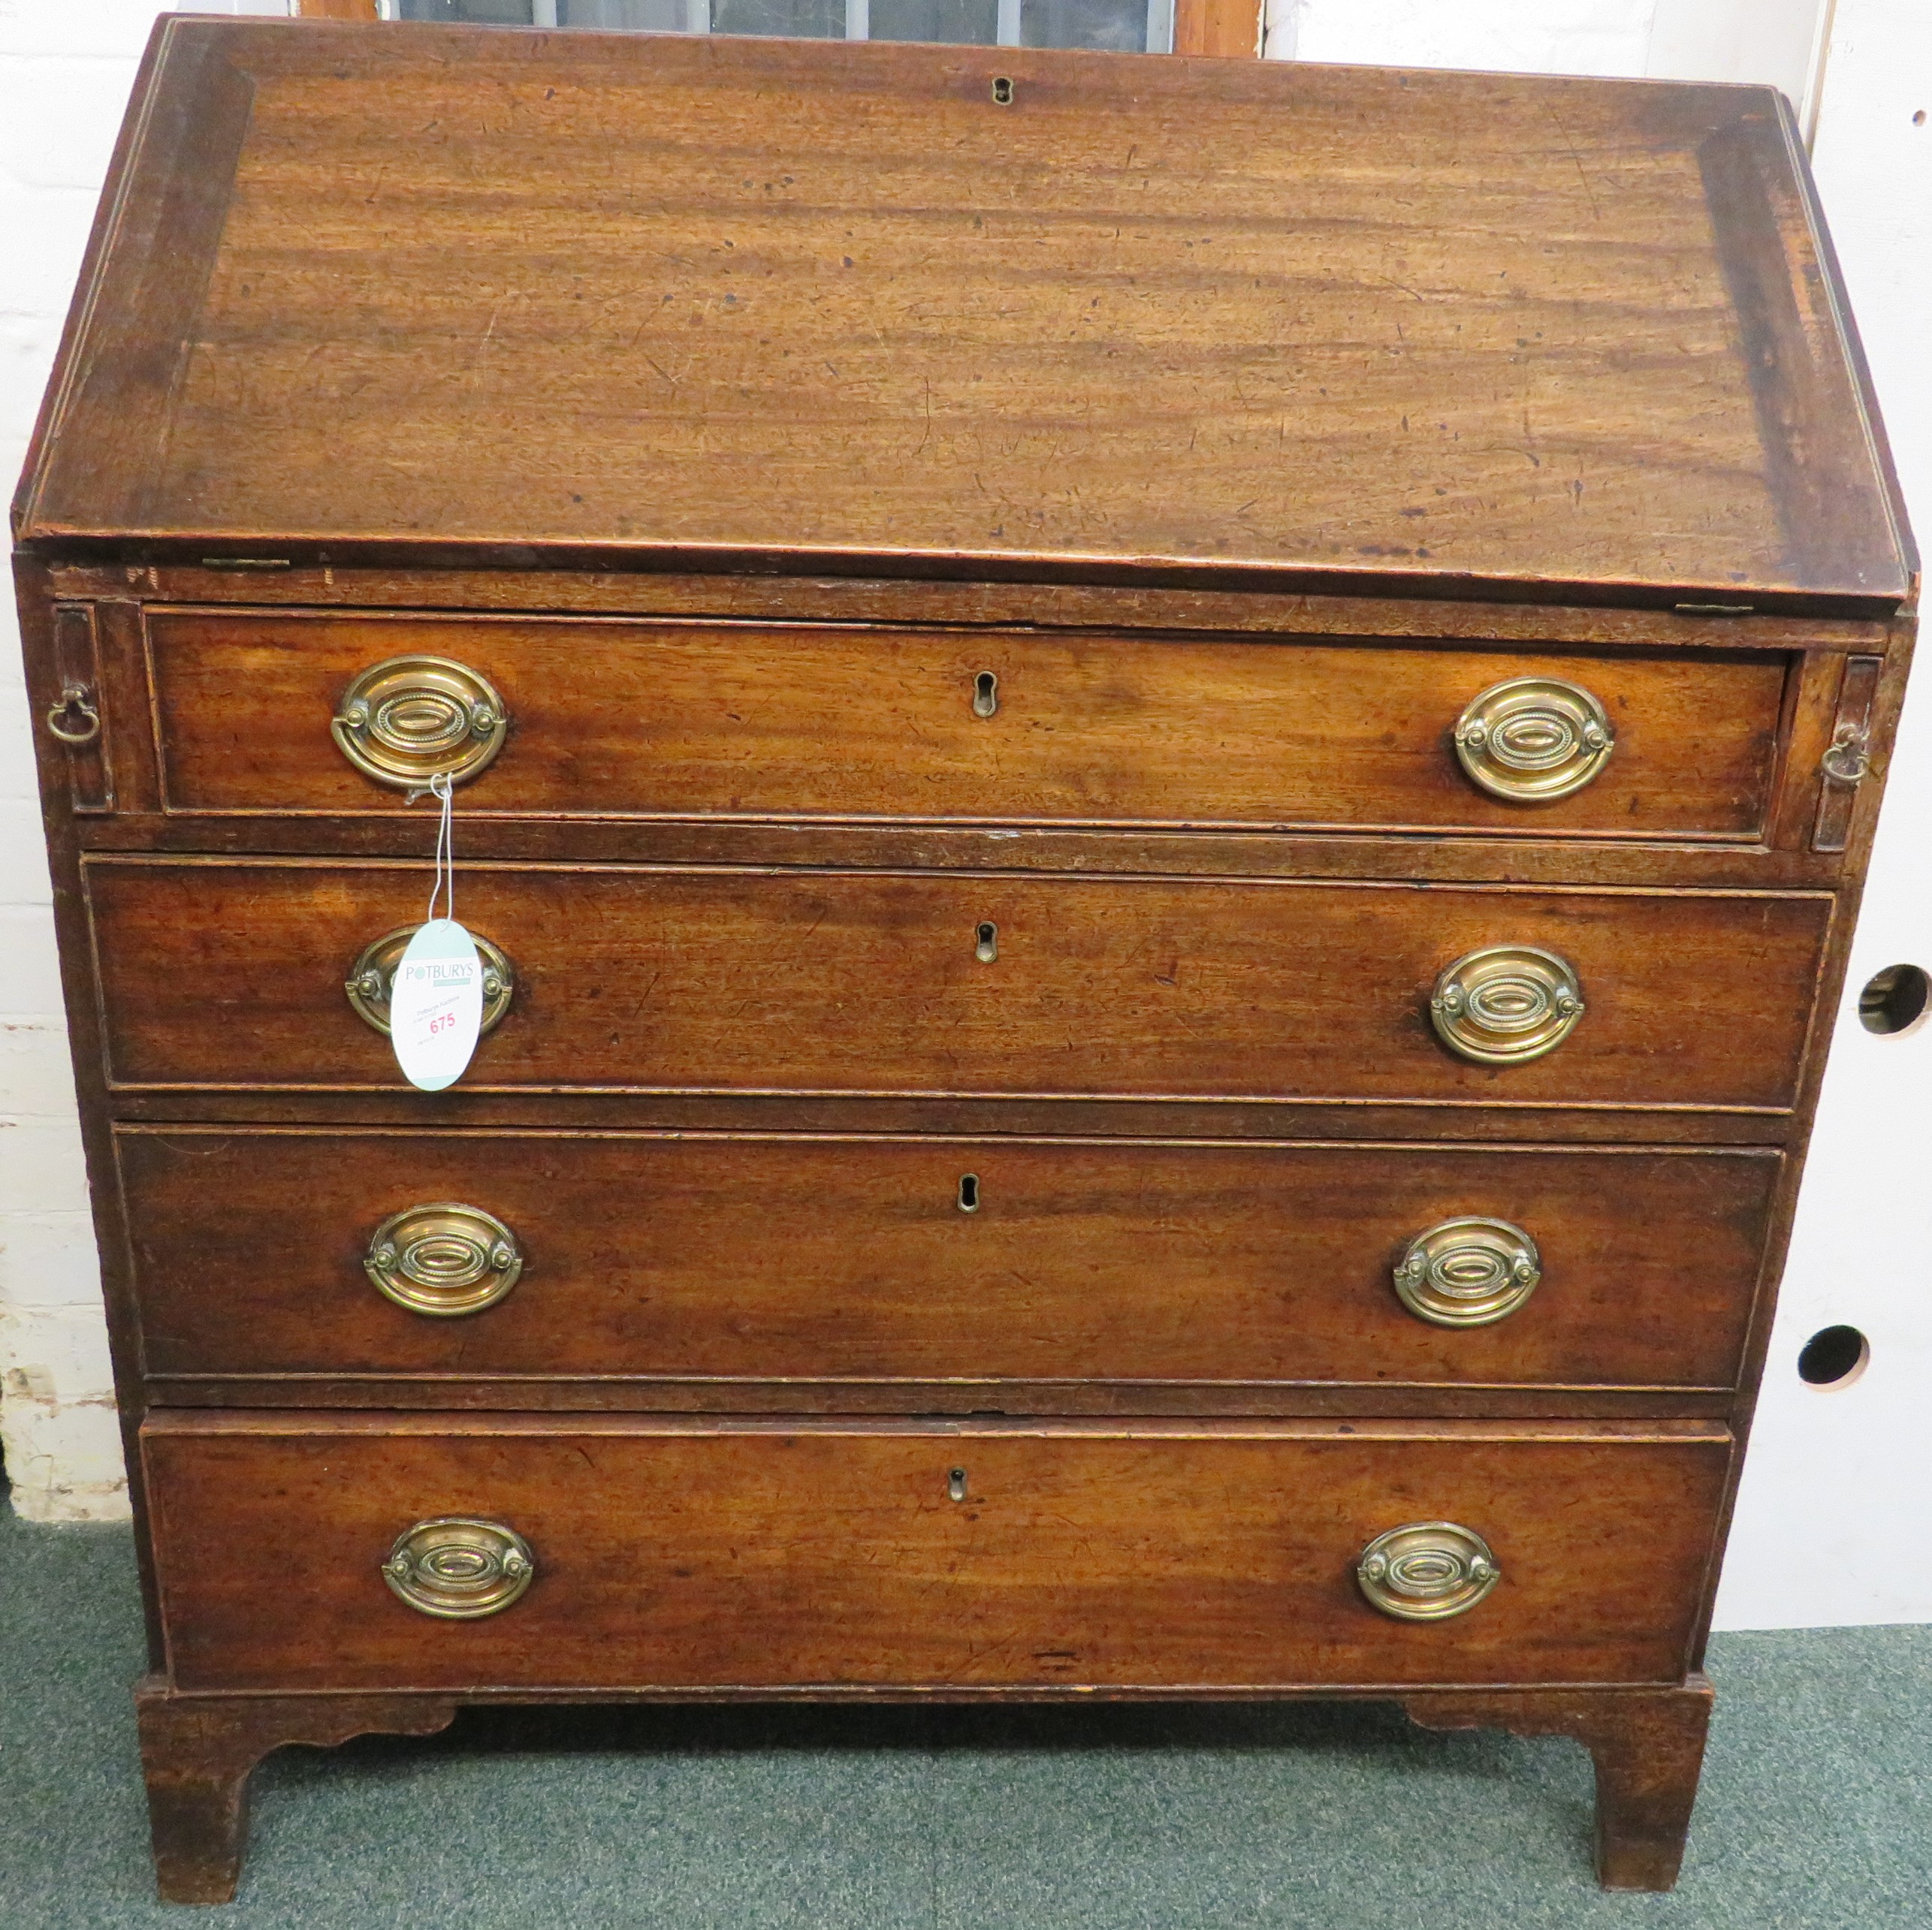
xmin=560 ymin=0 xmax=688 ymax=25
xmin=708 ymin=0 xmax=844 ymax=35
xmin=1022 ymin=0 xmax=1148 ymax=52
xmin=868 ymin=0 xmax=998 ymax=44
xmin=398 ymin=0 xmax=536 ymax=23
xmin=393 ymin=0 xmax=1167 ymax=51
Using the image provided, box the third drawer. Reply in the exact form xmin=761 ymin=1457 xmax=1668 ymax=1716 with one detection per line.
xmin=122 ymin=1129 xmax=1778 ymax=1392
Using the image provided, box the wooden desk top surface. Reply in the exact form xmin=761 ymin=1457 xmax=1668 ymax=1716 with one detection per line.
xmin=13 ymin=16 xmax=1913 ymax=608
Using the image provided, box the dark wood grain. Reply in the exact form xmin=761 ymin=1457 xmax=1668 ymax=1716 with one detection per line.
xmin=148 ymin=609 xmax=1788 ymax=839
xmin=86 ymin=859 xmax=1832 ymax=1108
xmin=74 ymin=565 xmax=1898 ymax=647
xmin=143 ymin=1413 xmax=1731 ymax=1692
xmin=104 ymin=1087 xmax=1802 ymax=1147
xmin=15 ymin=20 xmax=1909 ymax=608
xmin=119 ymin=1127 xmax=1777 ymax=1392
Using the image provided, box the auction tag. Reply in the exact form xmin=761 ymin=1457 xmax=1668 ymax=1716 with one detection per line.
xmin=390 ymin=916 xmax=483 ymax=1092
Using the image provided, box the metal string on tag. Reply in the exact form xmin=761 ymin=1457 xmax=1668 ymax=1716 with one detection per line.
xmin=412 ymin=770 xmax=457 ymax=924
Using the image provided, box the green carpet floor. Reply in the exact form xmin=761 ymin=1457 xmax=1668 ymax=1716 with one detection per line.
xmin=4 ymin=1501 xmax=1929 ymax=1928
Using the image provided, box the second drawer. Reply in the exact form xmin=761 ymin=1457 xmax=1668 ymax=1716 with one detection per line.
xmin=122 ymin=1130 xmax=1777 ymax=1392
xmin=86 ymin=862 xmax=1831 ymax=1108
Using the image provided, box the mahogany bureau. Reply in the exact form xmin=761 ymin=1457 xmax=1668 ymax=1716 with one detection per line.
xmin=14 ymin=15 xmax=1916 ymax=1904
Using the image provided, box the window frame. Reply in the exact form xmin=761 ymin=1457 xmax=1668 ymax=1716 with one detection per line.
xmin=293 ymin=0 xmax=1264 ymax=59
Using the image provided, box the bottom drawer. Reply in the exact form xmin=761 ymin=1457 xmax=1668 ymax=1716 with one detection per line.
xmin=144 ymin=1414 xmax=1730 ymax=1693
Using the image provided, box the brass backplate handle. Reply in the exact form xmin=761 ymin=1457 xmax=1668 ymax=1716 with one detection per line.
xmin=366 ymin=1202 xmax=523 ymax=1316
xmin=382 ymin=1518 xmax=536 ymax=1619
xmin=1393 ymin=1217 xmax=1541 ymax=1326
xmin=1453 ymin=676 xmax=1615 ymax=802
xmin=1429 ymin=944 xmax=1584 ymax=1065
xmin=1357 ymin=1522 xmax=1500 ymax=1621
xmin=331 ymin=655 xmax=508 ymax=790
xmin=344 ymin=924 xmax=515 ymax=1036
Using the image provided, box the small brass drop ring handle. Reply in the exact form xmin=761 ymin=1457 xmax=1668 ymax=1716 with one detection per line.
xmin=331 ymin=655 xmax=508 ymax=790
xmin=382 ymin=1517 xmax=536 ymax=1619
xmin=1430 ymin=944 xmax=1583 ymax=1065
xmin=46 ymin=683 xmax=101 ymax=746
xmin=1454 ymin=676 xmax=1614 ymax=801
xmin=366 ymin=1202 xmax=523 ymax=1316
xmin=1822 ymin=722 xmax=1871 ymax=786
xmin=1393 ymin=1217 xmax=1541 ymax=1326
xmin=1357 ymin=1522 xmax=1500 ymax=1621
xmin=344 ymin=924 xmax=516 ymax=1036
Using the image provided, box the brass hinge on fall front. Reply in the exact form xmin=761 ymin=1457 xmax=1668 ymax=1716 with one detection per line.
xmin=1813 ymin=655 xmax=1884 ymax=854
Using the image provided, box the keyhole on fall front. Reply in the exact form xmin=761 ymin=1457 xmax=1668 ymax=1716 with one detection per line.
xmin=975 ymin=921 xmax=998 ymax=962
xmin=973 ymin=670 xmax=999 ymax=717
xmin=957 ymin=1173 xmax=980 ymax=1213
xmin=949 ymin=1467 xmax=968 ymax=1501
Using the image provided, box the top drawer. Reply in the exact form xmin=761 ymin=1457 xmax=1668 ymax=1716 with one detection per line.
xmin=146 ymin=611 xmax=1785 ymax=840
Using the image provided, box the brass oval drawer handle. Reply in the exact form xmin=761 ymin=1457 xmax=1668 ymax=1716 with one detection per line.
xmin=344 ymin=924 xmax=516 ymax=1036
xmin=1430 ymin=944 xmax=1583 ymax=1064
xmin=331 ymin=655 xmax=507 ymax=790
xmin=1393 ymin=1217 xmax=1541 ymax=1327
xmin=366 ymin=1202 xmax=523 ymax=1316
xmin=382 ymin=1517 xmax=535 ymax=1619
xmin=1357 ymin=1522 xmax=1500 ymax=1621
xmin=1454 ymin=676 xmax=1615 ymax=802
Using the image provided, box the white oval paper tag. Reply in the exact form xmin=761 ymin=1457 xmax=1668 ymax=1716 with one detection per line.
xmin=390 ymin=918 xmax=483 ymax=1092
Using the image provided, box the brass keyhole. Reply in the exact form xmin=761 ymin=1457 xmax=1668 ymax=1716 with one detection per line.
xmin=948 ymin=1467 xmax=968 ymax=1501
xmin=975 ymin=921 xmax=998 ymax=963
xmin=973 ymin=671 xmax=999 ymax=718
xmin=957 ymin=1173 xmax=980 ymax=1213
xmin=991 ymin=77 xmax=1014 ymax=105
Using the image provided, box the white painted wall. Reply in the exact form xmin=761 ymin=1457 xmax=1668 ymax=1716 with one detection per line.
xmin=1713 ymin=0 xmax=1932 ymax=1630
xmin=1 ymin=0 xmax=1925 ymax=1633
xmin=1269 ymin=0 xmax=1832 ymax=131
xmin=0 ymin=0 xmax=290 ymax=1520
xmin=1275 ymin=0 xmax=1658 ymax=81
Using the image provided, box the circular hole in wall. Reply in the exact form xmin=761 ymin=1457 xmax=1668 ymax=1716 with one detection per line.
xmin=1858 ymin=963 xmax=1930 ymax=1036
xmin=1798 ymin=1325 xmax=1870 ymax=1391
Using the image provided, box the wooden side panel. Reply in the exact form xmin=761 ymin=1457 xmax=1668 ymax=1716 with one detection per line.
xmin=87 ymin=861 xmax=1831 ymax=1108
xmin=121 ymin=1129 xmax=1777 ymax=1390
xmin=146 ymin=611 xmax=1788 ymax=839
xmin=143 ymin=1416 xmax=1733 ymax=1691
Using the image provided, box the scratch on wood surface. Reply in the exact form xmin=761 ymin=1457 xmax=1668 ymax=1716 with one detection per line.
xmin=1545 ymin=106 xmax=1604 ymax=221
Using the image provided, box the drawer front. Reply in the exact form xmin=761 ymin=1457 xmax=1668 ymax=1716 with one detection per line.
xmin=122 ymin=1129 xmax=1777 ymax=1391
xmin=148 ymin=611 xmax=1785 ymax=839
xmin=88 ymin=861 xmax=1828 ymax=1109
xmin=144 ymin=1416 xmax=1731 ymax=1692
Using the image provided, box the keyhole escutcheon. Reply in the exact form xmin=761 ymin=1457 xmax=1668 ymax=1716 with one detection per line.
xmin=957 ymin=1173 xmax=980 ymax=1213
xmin=973 ymin=670 xmax=999 ymax=717
xmin=975 ymin=921 xmax=998 ymax=963
xmin=949 ymin=1467 xmax=968 ymax=1501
